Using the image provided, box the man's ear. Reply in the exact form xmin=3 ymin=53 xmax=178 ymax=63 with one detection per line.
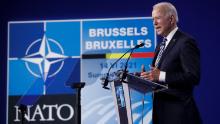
xmin=170 ymin=15 xmax=175 ymax=24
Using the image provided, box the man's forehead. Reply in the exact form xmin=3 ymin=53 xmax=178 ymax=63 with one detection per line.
xmin=152 ymin=8 xmax=165 ymax=16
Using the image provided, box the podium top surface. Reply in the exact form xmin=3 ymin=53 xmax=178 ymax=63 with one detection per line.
xmin=125 ymin=73 xmax=168 ymax=93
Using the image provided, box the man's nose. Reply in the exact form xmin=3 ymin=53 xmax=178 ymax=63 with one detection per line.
xmin=153 ymin=20 xmax=157 ymax=25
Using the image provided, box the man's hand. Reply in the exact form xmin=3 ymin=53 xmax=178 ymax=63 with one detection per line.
xmin=140 ymin=66 xmax=160 ymax=82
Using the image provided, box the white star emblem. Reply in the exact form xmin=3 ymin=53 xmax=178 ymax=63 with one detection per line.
xmin=22 ymin=34 xmax=67 ymax=82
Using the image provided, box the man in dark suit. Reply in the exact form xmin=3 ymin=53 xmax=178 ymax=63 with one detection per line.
xmin=141 ymin=2 xmax=202 ymax=124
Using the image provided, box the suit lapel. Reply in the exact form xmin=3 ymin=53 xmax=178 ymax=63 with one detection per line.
xmin=157 ymin=30 xmax=182 ymax=68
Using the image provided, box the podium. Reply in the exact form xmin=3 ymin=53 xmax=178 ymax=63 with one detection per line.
xmin=110 ymin=73 xmax=168 ymax=124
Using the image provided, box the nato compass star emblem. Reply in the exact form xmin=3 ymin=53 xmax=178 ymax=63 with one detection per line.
xmin=22 ymin=34 xmax=67 ymax=94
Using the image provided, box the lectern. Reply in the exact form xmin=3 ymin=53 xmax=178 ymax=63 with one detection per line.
xmin=110 ymin=73 xmax=168 ymax=124
xmin=67 ymin=82 xmax=85 ymax=124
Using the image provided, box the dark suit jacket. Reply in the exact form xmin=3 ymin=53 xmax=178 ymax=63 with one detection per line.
xmin=152 ymin=30 xmax=202 ymax=124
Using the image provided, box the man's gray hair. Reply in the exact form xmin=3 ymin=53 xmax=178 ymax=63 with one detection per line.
xmin=153 ymin=2 xmax=179 ymax=22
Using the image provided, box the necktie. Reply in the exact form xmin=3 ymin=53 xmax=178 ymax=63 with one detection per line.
xmin=154 ymin=38 xmax=167 ymax=68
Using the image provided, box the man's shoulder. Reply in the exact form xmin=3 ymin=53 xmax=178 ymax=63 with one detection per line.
xmin=173 ymin=30 xmax=197 ymax=47
xmin=174 ymin=30 xmax=200 ymax=52
xmin=176 ymin=30 xmax=196 ymax=41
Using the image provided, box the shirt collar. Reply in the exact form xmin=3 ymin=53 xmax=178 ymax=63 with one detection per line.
xmin=164 ymin=27 xmax=178 ymax=47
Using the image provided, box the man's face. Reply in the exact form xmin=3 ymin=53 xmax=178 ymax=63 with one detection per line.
xmin=152 ymin=7 xmax=173 ymax=37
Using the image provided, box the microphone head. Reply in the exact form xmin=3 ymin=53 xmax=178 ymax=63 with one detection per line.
xmin=139 ymin=42 xmax=145 ymax=47
xmin=135 ymin=42 xmax=145 ymax=48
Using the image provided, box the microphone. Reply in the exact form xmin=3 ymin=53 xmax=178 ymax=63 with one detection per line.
xmin=120 ymin=42 xmax=145 ymax=82
xmin=120 ymin=46 xmax=136 ymax=82
xmin=134 ymin=42 xmax=145 ymax=49
xmin=102 ymin=42 xmax=145 ymax=89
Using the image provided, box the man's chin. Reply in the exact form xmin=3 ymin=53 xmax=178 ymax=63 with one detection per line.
xmin=156 ymin=31 xmax=162 ymax=35
xmin=156 ymin=30 xmax=165 ymax=36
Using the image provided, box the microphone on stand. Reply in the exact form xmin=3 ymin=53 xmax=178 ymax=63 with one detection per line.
xmin=120 ymin=42 xmax=145 ymax=82
xmin=102 ymin=42 xmax=145 ymax=89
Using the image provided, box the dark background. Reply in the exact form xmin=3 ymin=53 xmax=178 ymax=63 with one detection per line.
xmin=0 ymin=0 xmax=218 ymax=124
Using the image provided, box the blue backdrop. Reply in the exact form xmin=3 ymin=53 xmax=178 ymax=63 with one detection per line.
xmin=0 ymin=0 xmax=219 ymax=124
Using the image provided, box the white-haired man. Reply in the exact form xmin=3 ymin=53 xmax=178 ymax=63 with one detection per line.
xmin=141 ymin=2 xmax=202 ymax=124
